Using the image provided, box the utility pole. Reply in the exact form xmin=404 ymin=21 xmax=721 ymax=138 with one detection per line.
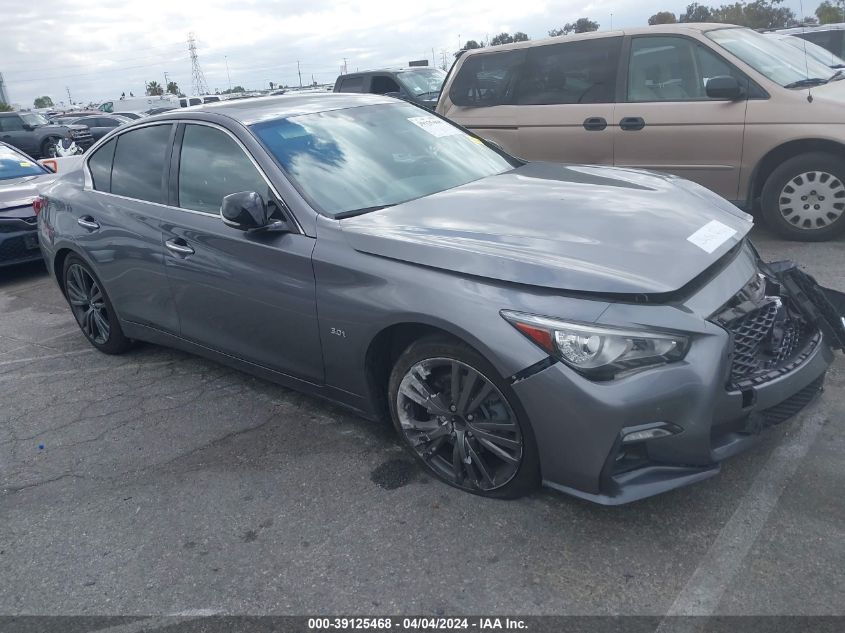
xmin=66 ymin=86 xmax=72 ymax=105
xmin=164 ymin=71 xmax=170 ymax=95
xmin=297 ymin=60 xmax=302 ymax=88
xmin=225 ymin=56 xmax=231 ymax=90
xmin=610 ymin=13 xmax=613 ymax=30
xmin=342 ymin=58 xmax=348 ymax=75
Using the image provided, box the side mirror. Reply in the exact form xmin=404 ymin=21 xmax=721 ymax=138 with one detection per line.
xmin=221 ymin=191 xmax=288 ymax=232
xmin=706 ymin=75 xmax=745 ymax=100
xmin=22 ymin=123 xmax=35 ymax=131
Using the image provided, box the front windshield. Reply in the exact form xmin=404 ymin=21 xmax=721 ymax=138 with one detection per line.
xmin=251 ymin=102 xmax=515 ymax=217
xmin=397 ymin=68 xmax=447 ymax=97
xmin=19 ymin=112 xmax=50 ymax=127
xmin=0 ymin=145 xmax=48 ymax=180
xmin=777 ymin=35 xmax=845 ymax=68
xmin=707 ymin=27 xmax=834 ymax=87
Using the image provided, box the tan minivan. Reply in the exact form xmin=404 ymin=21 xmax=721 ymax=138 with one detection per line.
xmin=437 ymin=23 xmax=845 ymax=241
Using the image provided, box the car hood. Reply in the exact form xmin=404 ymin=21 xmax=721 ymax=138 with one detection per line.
xmin=0 ymin=172 xmax=58 ymax=214
xmin=339 ymin=162 xmax=754 ymax=295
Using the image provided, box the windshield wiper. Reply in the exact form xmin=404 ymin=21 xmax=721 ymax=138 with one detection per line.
xmin=784 ymin=77 xmax=829 ymax=89
xmin=830 ymin=69 xmax=845 ymax=80
xmin=415 ymin=91 xmax=440 ymax=99
xmin=334 ymin=204 xmax=394 ymax=219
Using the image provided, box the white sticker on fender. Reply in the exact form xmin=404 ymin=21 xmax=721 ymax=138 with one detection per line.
xmin=687 ymin=220 xmax=737 ymax=254
xmin=407 ymin=116 xmax=462 ymax=138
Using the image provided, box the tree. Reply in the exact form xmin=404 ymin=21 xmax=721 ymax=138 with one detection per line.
xmin=648 ymin=11 xmax=678 ymax=24
xmin=0 ymin=102 xmax=12 ymax=112
xmin=705 ymin=0 xmax=795 ymax=29
xmin=454 ymin=39 xmax=484 ymax=58
xmin=680 ymin=2 xmax=713 ymax=21
xmin=222 ymin=86 xmax=245 ymax=94
xmin=145 ymin=81 xmax=163 ymax=96
xmin=490 ymin=32 xmax=514 ymax=46
xmin=166 ymin=81 xmax=179 ymax=95
xmin=513 ymin=31 xmax=530 ymax=41
xmin=33 ymin=96 xmax=54 ymax=108
xmin=816 ymin=0 xmax=843 ymax=23
xmin=549 ymin=18 xmax=600 ymax=36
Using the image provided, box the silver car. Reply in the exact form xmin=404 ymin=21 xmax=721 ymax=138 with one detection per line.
xmin=37 ymin=95 xmax=845 ymax=504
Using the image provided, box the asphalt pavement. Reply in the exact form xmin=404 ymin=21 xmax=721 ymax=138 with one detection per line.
xmin=0 ymin=225 xmax=842 ymax=618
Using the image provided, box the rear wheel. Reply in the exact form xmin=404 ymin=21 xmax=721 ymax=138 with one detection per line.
xmin=760 ymin=152 xmax=845 ymax=241
xmin=63 ymin=255 xmax=131 ymax=354
xmin=40 ymin=137 xmax=60 ymax=159
xmin=388 ymin=338 xmax=540 ymax=499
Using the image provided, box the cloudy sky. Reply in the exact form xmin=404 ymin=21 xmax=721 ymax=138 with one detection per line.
xmin=1 ymin=0 xmax=820 ymax=108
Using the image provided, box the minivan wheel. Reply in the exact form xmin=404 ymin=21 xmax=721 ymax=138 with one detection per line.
xmin=760 ymin=152 xmax=845 ymax=241
xmin=63 ymin=255 xmax=131 ymax=354
xmin=388 ymin=338 xmax=540 ymax=499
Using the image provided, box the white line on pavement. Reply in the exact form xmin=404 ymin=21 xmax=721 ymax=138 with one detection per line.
xmin=659 ymin=405 xmax=828 ymax=623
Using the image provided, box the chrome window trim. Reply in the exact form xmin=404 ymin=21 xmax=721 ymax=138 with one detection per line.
xmin=83 ymin=118 xmax=303 ymax=234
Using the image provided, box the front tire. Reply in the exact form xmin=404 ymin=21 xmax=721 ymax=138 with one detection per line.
xmin=40 ymin=137 xmax=60 ymax=159
xmin=388 ymin=337 xmax=540 ymax=499
xmin=63 ymin=255 xmax=131 ymax=354
xmin=760 ymin=152 xmax=845 ymax=241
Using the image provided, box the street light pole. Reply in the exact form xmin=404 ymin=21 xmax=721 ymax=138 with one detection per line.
xmin=225 ymin=56 xmax=231 ymax=90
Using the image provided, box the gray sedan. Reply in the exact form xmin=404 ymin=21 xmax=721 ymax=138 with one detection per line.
xmin=36 ymin=94 xmax=845 ymax=504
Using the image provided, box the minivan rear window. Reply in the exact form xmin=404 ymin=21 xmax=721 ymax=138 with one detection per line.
xmin=449 ymin=49 xmax=526 ymax=106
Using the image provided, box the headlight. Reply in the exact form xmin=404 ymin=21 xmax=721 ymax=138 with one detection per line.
xmin=501 ymin=310 xmax=689 ymax=379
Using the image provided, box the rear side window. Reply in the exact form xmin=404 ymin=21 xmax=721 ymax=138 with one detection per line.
xmin=799 ymin=30 xmax=842 ymax=57
xmin=110 ymin=125 xmax=172 ymax=203
xmin=449 ymin=49 xmax=526 ymax=106
xmin=338 ymin=76 xmax=364 ymax=93
xmin=87 ymin=138 xmax=116 ymax=191
xmin=514 ymin=37 xmax=622 ymax=105
xmin=178 ymin=124 xmax=269 ymax=214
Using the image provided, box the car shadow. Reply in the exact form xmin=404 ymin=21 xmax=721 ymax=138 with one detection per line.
xmin=0 ymin=260 xmax=48 ymax=287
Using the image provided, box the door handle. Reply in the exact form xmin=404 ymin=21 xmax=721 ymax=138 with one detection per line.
xmin=77 ymin=216 xmax=100 ymax=230
xmin=582 ymin=117 xmax=607 ymax=131
xmin=619 ymin=117 xmax=646 ymax=131
xmin=165 ymin=238 xmax=194 ymax=257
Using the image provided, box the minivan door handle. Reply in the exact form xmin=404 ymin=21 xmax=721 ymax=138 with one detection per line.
xmin=77 ymin=216 xmax=100 ymax=231
xmin=582 ymin=117 xmax=607 ymax=131
xmin=165 ymin=238 xmax=194 ymax=257
xmin=619 ymin=117 xmax=646 ymax=131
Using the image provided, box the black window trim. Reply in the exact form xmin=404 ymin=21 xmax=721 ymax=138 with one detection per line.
xmin=621 ymin=33 xmax=770 ymax=104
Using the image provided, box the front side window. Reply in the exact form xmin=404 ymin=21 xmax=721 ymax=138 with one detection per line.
xmin=450 ymin=49 xmax=526 ymax=106
xmin=178 ymin=125 xmax=270 ymax=214
xmin=515 ymin=37 xmax=621 ymax=105
xmin=338 ymin=76 xmax=364 ymax=93
xmin=370 ymin=75 xmax=401 ymax=94
xmin=707 ymin=27 xmax=833 ymax=87
xmin=0 ymin=144 xmax=48 ymax=180
xmin=110 ymin=124 xmax=172 ymax=203
xmin=88 ymin=138 xmax=116 ymax=191
xmin=251 ymin=102 xmax=515 ymax=217
xmin=0 ymin=116 xmax=25 ymax=132
xmin=628 ymin=36 xmax=741 ymax=101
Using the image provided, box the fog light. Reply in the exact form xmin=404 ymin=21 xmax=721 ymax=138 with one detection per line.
xmin=621 ymin=422 xmax=680 ymax=444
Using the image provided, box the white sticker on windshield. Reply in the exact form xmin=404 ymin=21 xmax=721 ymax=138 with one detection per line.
xmin=687 ymin=220 xmax=737 ymax=253
xmin=407 ymin=116 xmax=462 ymax=138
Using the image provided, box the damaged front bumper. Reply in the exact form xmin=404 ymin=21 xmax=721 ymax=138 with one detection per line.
xmin=512 ymin=259 xmax=844 ymax=505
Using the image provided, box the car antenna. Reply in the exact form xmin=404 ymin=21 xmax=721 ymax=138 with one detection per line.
xmin=799 ymin=0 xmax=814 ymax=102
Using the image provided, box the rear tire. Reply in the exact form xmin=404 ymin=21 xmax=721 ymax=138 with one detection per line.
xmin=388 ymin=337 xmax=540 ymax=499
xmin=40 ymin=137 xmax=60 ymax=159
xmin=63 ymin=255 xmax=131 ymax=355
xmin=760 ymin=152 xmax=845 ymax=241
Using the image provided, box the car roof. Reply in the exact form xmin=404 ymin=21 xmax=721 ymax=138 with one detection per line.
xmin=148 ymin=93 xmax=396 ymax=126
xmin=774 ymin=23 xmax=845 ymax=34
xmin=456 ymin=23 xmax=742 ymax=58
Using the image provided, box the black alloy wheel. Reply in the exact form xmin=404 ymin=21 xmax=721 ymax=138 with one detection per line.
xmin=63 ymin=256 xmax=130 ymax=354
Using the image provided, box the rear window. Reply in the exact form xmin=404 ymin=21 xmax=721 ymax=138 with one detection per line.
xmin=449 ymin=49 xmax=526 ymax=106
xmin=110 ymin=125 xmax=172 ymax=203
xmin=0 ymin=145 xmax=47 ymax=180
xmin=337 ymin=76 xmax=364 ymax=93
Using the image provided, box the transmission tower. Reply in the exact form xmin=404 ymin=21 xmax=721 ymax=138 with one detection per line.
xmin=187 ymin=32 xmax=209 ymax=96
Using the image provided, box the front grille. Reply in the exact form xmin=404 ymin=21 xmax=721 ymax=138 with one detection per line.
xmin=762 ymin=374 xmax=824 ymax=426
xmin=724 ymin=298 xmax=815 ymax=389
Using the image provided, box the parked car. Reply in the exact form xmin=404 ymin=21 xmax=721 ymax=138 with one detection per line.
xmin=334 ymin=67 xmax=447 ymax=108
xmin=37 ymin=94 xmax=844 ymax=503
xmin=112 ymin=112 xmax=142 ymax=120
xmin=773 ymin=23 xmax=845 ymax=58
xmin=437 ymin=24 xmax=845 ymax=241
xmin=70 ymin=115 xmax=132 ymax=141
xmin=0 ymin=142 xmax=59 ymax=266
xmin=98 ymin=96 xmax=179 ymax=115
xmin=0 ymin=111 xmax=93 ymax=158
xmin=765 ymin=32 xmax=845 ymax=68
